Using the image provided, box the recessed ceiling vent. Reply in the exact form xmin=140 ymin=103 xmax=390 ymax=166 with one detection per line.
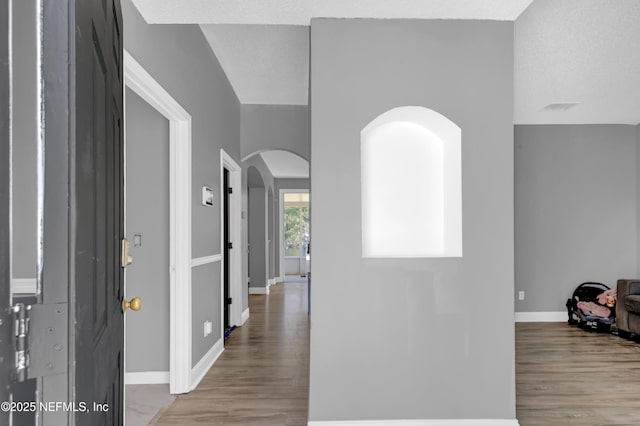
xmin=541 ymin=102 xmax=579 ymax=111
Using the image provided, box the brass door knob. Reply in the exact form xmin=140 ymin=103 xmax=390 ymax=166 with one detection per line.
xmin=122 ymin=297 xmax=141 ymax=313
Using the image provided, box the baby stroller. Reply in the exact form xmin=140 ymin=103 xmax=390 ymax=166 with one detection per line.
xmin=566 ymin=282 xmax=616 ymax=333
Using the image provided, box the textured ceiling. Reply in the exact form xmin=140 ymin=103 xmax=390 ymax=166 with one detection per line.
xmin=131 ymin=0 xmax=534 ymax=24
xmin=130 ymin=0 xmax=640 ymax=124
xmin=200 ymin=25 xmax=309 ymax=105
xmin=515 ymin=0 xmax=640 ymax=124
xmin=259 ymin=151 xmax=309 ymax=178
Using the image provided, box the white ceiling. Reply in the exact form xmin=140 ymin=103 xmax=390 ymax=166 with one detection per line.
xmin=200 ymin=25 xmax=309 ymax=105
xmin=132 ymin=0 xmax=533 ymax=106
xmin=515 ymin=0 xmax=640 ymax=124
xmin=260 ymin=150 xmax=309 ymax=178
xmin=131 ymin=0 xmax=640 ymax=125
xmin=131 ymin=0 xmax=534 ymax=24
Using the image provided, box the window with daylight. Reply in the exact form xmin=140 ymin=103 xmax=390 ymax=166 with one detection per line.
xmin=361 ymin=106 xmax=462 ymax=258
xmin=284 ymin=193 xmax=310 ymax=257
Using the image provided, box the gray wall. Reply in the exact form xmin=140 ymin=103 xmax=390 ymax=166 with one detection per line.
xmin=310 ymin=18 xmax=515 ymax=421
xmin=192 ymin=262 xmax=222 ymax=352
xmin=241 ymin=104 xmax=310 ymax=160
xmin=11 ymin=0 xmax=37 ymax=279
xmin=637 ymin=125 xmax=640 ymax=278
xmin=515 ymin=125 xmax=638 ymax=312
xmin=125 ymin=88 xmax=170 ymax=372
xmin=242 ymin=157 xmax=275 ymax=295
xmin=267 ymin=188 xmax=275 ymax=280
xmin=123 ymin=0 xmax=240 ymax=367
xmin=248 ymin=187 xmax=268 ymax=289
xmin=274 ymin=178 xmax=310 ymax=278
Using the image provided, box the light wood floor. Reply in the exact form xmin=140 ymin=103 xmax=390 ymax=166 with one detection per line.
xmin=152 ymin=289 xmax=640 ymax=425
xmin=516 ymin=322 xmax=640 ymax=425
xmin=152 ymin=282 xmax=310 ymax=425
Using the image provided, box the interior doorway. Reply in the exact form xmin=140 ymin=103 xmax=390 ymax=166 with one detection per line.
xmin=280 ymin=190 xmax=310 ymax=283
xmin=123 ymin=51 xmax=193 ymax=396
xmin=247 ymin=166 xmax=268 ymax=294
xmin=223 ymin=167 xmax=231 ymax=331
xmin=241 ymin=150 xmax=309 ymax=288
xmin=123 ymin=55 xmax=185 ymax=424
xmin=123 ymin=84 xmax=170 ymax=389
xmin=220 ymin=150 xmax=243 ymax=330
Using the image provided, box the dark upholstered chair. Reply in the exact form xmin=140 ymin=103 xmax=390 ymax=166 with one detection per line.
xmin=616 ymin=279 xmax=640 ymax=338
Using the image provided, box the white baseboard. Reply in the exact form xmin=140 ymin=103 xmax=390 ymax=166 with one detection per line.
xmin=308 ymin=420 xmax=519 ymax=426
xmin=515 ymin=311 xmax=566 ymax=322
xmin=190 ymin=337 xmax=224 ymax=390
xmin=268 ymin=278 xmax=277 ymax=286
xmin=240 ymin=308 xmax=250 ymax=325
xmin=124 ymin=371 xmax=169 ymax=385
xmin=276 ymin=276 xmax=284 ymax=283
xmin=249 ymin=286 xmax=270 ymax=295
xmin=11 ymin=278 xmax=37 ymax=295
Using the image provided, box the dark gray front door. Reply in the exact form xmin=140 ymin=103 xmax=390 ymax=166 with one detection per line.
xmin=0 ymin=0 xmax=11 ymax=423
xmin=73 ymin=0 xmax=124 ymax=423
xmin=2 ymin=0 xmax=124 ymax=422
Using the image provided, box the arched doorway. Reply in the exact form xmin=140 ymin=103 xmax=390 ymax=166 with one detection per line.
xmin=243 ymin=150 xmax=309 ymax=292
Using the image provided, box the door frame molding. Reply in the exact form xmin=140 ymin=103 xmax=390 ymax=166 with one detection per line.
xmin=220 ymin=149 xmax=243 ymax=328
xmin=124 ymin=51 xmax=192 ymax=394
xmin=279 ymin=188 xmax=309 ymax=280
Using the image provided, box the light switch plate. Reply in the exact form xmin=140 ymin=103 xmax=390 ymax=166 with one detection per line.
xmin=202 ymin=186 xmax=214 ymax=207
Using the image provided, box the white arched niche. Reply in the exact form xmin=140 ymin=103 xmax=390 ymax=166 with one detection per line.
xmin=361 ymin=106 xmax=462 ymax=258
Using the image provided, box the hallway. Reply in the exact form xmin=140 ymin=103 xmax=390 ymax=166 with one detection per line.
xmin=151 ymin=282 xmax=310 ymax=425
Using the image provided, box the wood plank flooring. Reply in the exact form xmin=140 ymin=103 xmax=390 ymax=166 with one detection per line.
xmin=152 ymin=289 xmax=640 ymax=425
xmin=152 ymin=282 xmax=310 ymax=425
xmin=516 ymin=322 xmax=640 ymax=425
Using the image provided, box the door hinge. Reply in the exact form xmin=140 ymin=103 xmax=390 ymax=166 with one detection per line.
xmin=228 ymin=242 xmax=233 ymax=250
xmin=11 ymin=302 xmax=68 ymax=382
xmin=227 ymin=187 xmax=233 ymax=194
xmin=227 ymin=298 xmax=232 ymax=305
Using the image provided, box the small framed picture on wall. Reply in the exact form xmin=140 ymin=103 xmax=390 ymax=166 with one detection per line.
xmin=202 ymin=186 xmax=214 ymax=207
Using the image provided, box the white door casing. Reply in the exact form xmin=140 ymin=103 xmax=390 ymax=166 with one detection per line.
xmin=220 ymin=149 xmax=244 ymax=329
xmin=124 ymin=51 xmax=192 ymax=394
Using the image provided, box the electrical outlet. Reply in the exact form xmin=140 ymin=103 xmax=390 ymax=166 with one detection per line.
xmin=518 ymin=291 xmax=525 ymax=301
xmin=203 ymin=320 xmax=213 ymax=337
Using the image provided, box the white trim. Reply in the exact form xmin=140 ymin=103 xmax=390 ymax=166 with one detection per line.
xmin=276 ymin=276 xmax=284 ymax=283
xmin=308 ymin=420 xmax=519 ymax=426
xmin=268 ymin=278 xmax=277 ymax=286
xmin=515 ymin=311 xmax=566 ymax=322
xmin=191 ymin=254 xmax=222 ymax=268
xmin=279 ymin=189 xmax=309 ymax=283
xmin=11 ymin=278 xmax=37 ymax=294
xmin=190 ymin=338 xmax=224 ymax=391
xmin=124 ymin=371 xmax=170 ymax=385
xmin=220 ymin=149 xmax=243 ymax=331
xmin=125 ymin=51 xmax=193 ymax=395
xmin=249 ymin=286 xmax=270 ymax=295
xmin=240 ymin=308 xmax=250 ymax=325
